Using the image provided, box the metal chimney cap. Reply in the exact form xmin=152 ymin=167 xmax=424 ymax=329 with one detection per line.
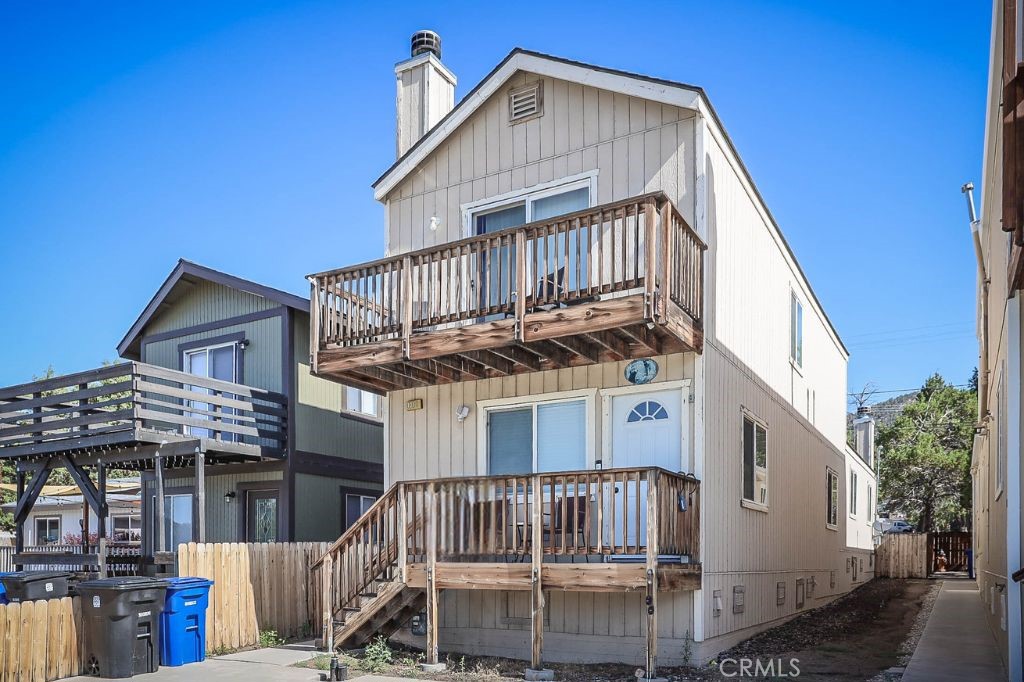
xmin=411 ymin=30 xmax=441 ymax=59
xmin=856 ymin=405 xmax=872 ymax=416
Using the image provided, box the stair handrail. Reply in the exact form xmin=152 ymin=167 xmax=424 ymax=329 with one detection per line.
xmin=310 ymin=482 xmax=401 ymax=570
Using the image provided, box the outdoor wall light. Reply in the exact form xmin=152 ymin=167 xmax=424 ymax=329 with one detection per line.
xmin=239 ymin=340 xmax=250 ymax=350
xmin=455 ymin=405 xmax=470 ymax=422
xmin=224 ymin=491 xmax=236 ymax=504
xmin=429 ymin=216 xmax=441 ymax=231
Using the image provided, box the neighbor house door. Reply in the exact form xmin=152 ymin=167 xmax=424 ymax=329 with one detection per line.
xmin=604 ymin=386 xmax=688 ymax=549
xmin=245 ymin=489 xmax=279 ymax=543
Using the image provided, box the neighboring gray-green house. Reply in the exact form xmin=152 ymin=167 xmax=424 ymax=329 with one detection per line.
xmin=116 ymin=259 xmax=384 ymax=553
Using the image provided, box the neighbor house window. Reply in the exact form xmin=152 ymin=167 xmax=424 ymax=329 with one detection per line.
xmin=742 ymin=413 xmax=768 ymax=507
xmin=486 ymin=398 xmax=588 ymax=475
xmin=152 ymin=494 xmax=193 ymax=550
xmin=826 ymin=468 xmax=839 ymax=529
xmin=345 ymin=387 xmax=381 ymax=419
xmin=35 ymin=517 xmax=60 ymax=545
xmin=849 ymin=470 xmax=858 ymax=516
xmin=345 ymin=494 xmax=376 ymax=529
xmin=112 ymin=514 xmax=142 ymax=542
xmin=867 ymin=485 xmax=874 ymax=522
xmin=790 ymin=292 xmax=803 ymax=367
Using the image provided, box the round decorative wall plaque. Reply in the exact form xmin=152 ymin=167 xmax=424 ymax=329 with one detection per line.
xmin=624 ymin=358 xmax=658 ymax=385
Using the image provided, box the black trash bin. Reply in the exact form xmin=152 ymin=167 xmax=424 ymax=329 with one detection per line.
xmin=77 ymin=577 xmax=168 ymax=678
xmin=0 ymin=570 xmax=71 ymax=602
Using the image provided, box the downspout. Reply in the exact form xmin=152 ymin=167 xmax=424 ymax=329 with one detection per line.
xmin=965 ymin=182 xmax=990 ymax=424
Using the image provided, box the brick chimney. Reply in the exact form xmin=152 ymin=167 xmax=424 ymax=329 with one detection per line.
xmin=395 ymin=30 xmax=456 ymax=158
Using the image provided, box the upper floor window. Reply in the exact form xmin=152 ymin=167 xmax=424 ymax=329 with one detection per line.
xmin=345 ymin=387 xmax=381 ymax=419
xmin=790 ymin=292 xmax=803 ymax=368
xmin=465 ymin=174 xmax=595 ymax=239
xmin=849 ymin=470 xmax=858 ymax=516
xmin=741 ymin=412 xmax=768 ymax=508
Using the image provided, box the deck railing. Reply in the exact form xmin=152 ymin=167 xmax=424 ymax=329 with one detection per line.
xmin=311 ymin=192 xmax=705 ymax=352
xmin=311 ymin=466 xmax=700 ymax=638
xmin=0 ymin=362 xmax=288 ymax=457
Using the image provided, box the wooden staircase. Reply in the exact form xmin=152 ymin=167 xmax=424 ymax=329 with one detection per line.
xmin=311 ymin=484 xmax=424 ymax=651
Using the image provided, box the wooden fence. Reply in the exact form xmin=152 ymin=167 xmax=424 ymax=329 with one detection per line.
xmin=928 ymin=531 xmax=972 ymax=572
xmin=875 ymin=533 xmax=928 ymax=578
xmin=177 ymin=542 xmax=328 ymax=653
xmin=0 ymin=597 xmax=82 ymax=681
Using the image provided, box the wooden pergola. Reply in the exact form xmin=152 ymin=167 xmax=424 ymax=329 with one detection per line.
xmin=0 ymin=362 xmax=288 ymax=575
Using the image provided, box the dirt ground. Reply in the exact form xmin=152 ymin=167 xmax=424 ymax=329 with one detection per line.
xmin=298 ymin=578 xmax=937 ymax=681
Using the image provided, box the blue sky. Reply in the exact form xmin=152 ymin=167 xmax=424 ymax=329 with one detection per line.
xmin=0 ymin=1 xmax=991 ymax=406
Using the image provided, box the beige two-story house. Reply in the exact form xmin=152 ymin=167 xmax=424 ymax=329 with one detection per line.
xmin=309 ymin=34 xmax=874 ymax=673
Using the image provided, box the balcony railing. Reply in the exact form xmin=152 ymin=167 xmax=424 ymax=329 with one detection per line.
xmin=310 ymin=193 xmax=705 ymax=389
xmin=0 ymin=362 xmax=288 ymax=459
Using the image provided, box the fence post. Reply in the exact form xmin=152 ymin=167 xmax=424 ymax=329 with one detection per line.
xmin=321 ymin=553 xmax=334 ymax=651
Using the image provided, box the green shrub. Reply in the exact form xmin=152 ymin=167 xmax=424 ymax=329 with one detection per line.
xmin=258 ymin=630 xmax=285 ymax=648
xmin=363 ymin=636 xmax=393 ymax=672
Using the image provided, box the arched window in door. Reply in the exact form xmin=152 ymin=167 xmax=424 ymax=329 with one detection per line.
xmin=627 ymin=400 xmax=669 ymax=423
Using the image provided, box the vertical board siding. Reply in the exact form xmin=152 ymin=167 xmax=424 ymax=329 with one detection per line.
xmin=143 ymin=317 xmax=283 ymax=393
xmin=700 ymin=342 xmax=861 ymax=639
xmin=144 ymin=280 xmax=278 ymax=336
xmin=385 ymin=72 xmax=696 ymax=258
xmin=178 ymin=542 xmax=329 ymax=652
xmin=704 ymin=129 xmax=847 ymax=451
xmin=294 ymin=317 xmax=384 ymax=460
xmin=147 ymin=469 xmax=284 ymax=544
xmin=292 ymin=473 xmax=384 ymax=542
xmin=386 ymin=353 xmax=694 ymax=484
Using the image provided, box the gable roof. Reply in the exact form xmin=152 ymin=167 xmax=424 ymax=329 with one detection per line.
xmin=116 ymin=259 xmax=308 ymax=359
xmin=372 ymin=48 xmax=848 ymax=357
xmin=373 ymin=48 xmax=706 ymax=200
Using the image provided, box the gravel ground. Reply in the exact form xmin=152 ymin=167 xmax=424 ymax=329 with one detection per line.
xmin=300 ymin=579 xmax=936 ymax=682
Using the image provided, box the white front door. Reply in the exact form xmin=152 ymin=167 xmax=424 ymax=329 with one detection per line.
xmin=609 ymin=388 xmax=684 ymax=471
xmin=605 ymin=387 xmax=687 ymax=550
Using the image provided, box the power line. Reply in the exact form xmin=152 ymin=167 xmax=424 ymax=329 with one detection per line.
xmin=847 ymin=384 xmax=972 ymax=397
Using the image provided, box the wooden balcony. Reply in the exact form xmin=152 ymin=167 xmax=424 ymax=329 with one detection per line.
xmin=311 ymin=193 xmax=705 ymax=392
xmin=0 ymin=361 xmax=288 ymax=463
xmin=311 ymin=466 xmax=699 ymax=675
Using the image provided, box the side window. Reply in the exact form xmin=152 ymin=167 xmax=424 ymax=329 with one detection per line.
xmin=790 ymin=292 xmax=803 ymax=367
xmin=997 ymin=362 xmax=1007 ymax=495
xmin=742 ymin=413 xmax=769 ymax=507
xmin=826 ymin=468 xmax=839 ymax=528
xmin=345 ymin=387 xmax=381 ymax=419
xmin=850 ymin=470 xmax=858 ymax=516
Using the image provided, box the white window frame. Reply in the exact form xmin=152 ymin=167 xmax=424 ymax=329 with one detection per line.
xmin=849 ymin=469 xmax=858 ymax=517
xmin=740 ymin=409 xmax=769 ymax=512
xmin=867 ymin=484 xmax=874 ymax=522
xmin=599 ymin=380 xmax=692 ymax=472
xmin=182 ymin=341 xmax=238 ymax=382
xmin=151 ymin=493 xmax=194 ymax=549
xmin=790 ymin=291 xmax=804 ymax=369
xmin=997 ymin=362 xmax=1007 ymax=498
xmin=111 ymin=513 xmax=143 ymax=543
xmin=460 ymin=171 xmax=598 ymax=238
xmin=344 ymin=494 xmax=377 ymax=529
xmin=343 ymin=386 xmax=382 ymax=420
xmin=34 ymin=516 xmax=61 ymax=545
xmin=476 ymin=389 xmax=597 ymax=474
xmin=826 ymin=467 xmax=839 ymax=530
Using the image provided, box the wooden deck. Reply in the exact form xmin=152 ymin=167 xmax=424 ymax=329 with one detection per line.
xmin=310 ymin=192 xmax=706 ymax=392
xmin=311 ymin=466 xmax=700 ymax=676
xmin=0 ymin=361 xmax=288 ymax=465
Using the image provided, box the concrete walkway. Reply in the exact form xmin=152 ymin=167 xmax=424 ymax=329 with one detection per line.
xmin=902 ymin=578 xmax=1006 ymax=681
xmin=67 ymin=641 xmax=324 ymax=681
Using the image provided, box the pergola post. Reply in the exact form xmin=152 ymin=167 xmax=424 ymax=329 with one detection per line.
xmin=155 ymin=451 xmax=166 ymax=554
xmin=194 ymin=447 xmax=206 ymax=543
xmin=97 ymin=462 xmax=108 ymax=578
xmin=14 ymin=471 xmax=24 ymax=569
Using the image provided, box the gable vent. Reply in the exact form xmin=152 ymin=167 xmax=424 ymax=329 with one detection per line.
xmin=509 ymin=82 xmax=543 ymax=124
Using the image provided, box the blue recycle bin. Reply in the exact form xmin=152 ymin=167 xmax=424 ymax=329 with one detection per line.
xmin=0 ymin=572 xmax=12 ymax=605
xmin=159 ymin=577 xmax=213 ymax=666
